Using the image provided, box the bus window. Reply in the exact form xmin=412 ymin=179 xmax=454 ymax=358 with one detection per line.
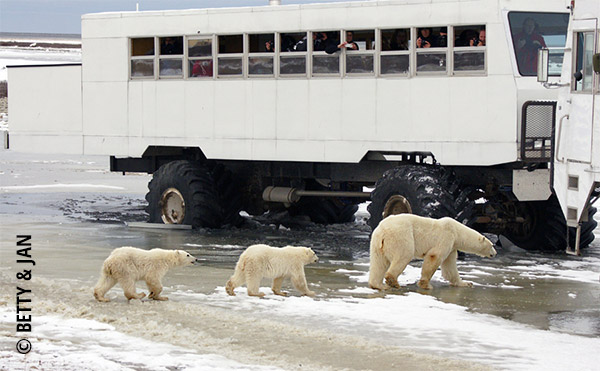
xmin=453 ymin=25 xmax=486 ymax=73
xmin=380 ymin=28 xmax=410 ymax=75
xmin=280 ymin=32 xmax=305 ymax=52
xmin=416 ymin=27 xmax=447 ymax=48
xmin=280 ymin=33 xmax=307 ymax=75
xmin=312 ymin=31 xmax=340 ymax=75
xmin=382 ymin=29 xmax=409 ymax=51
xmin=248 ymin=33 xmax=275 ymax=76
xmin=160 ymin=36 xmax=183 ymax=55
xmin=345 ymin=30 xmax=375 ymax=74
xmin=416 ymin=27 xmax=447 ymax=73
xmin=159 ymin=36 xmax=183 ymax=77
xmin=508 ymin=12 xmax=568 ymax=76
xmin=574 ymin=32 xmax=595 ymax=91
xmin=218 ymin=35 xmax=243 ymax=76
xmin=132 ymin=37 xmax=154 ymax=56
xmin=131 ymin=37 xmax=154 ymax=78
xmin=249 ymin=33 xmax=275 ymax=53
xmin=188 ymin=38 xmax=213 ymax=78
xmin=454 ymin=26 xmax=485 ymax=47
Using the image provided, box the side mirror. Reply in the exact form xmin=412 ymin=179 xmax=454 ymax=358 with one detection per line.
xmin=537 ymin=48 xmax=549 ymax=83
xmin=593 ymin=53 xmax=600 ymax=74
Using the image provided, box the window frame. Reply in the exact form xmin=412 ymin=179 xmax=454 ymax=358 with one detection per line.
xmin=216 ymin=33 xmax=245 ymax=78
xmin=278 ymin=31 xmax=308 ymax=77
xmin=130 ymin=37 xmax=157 ymax=80
xmin=507 ymin=11 xmax=569 ymax=77
xmin=187 ymin=35 xmax=215 ymax=79
xmin=343 ymin=29 xmax=377 ymax=77
xmin=414 ymin=26 xmax=449 ymax=76
xmin=311 ymin=30 xmax=342 ymax=77
xmin=247 ymin=33 xmax=276 ymax=78
xmin=128 ymin=23 xmax=491 ymax=81
xmin=451 ymin=25 xmax=487 ymax=76
xmin=572 ymin=30 xmax=597 ymax=93
xmin=158 ymin=36 xmax=184 ymax=79
xmin=379 ymin=28 xmax=412 ymax=77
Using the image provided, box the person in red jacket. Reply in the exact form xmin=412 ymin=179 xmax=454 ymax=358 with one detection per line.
xmin=514 ymin=17 xmax=546 ymax=75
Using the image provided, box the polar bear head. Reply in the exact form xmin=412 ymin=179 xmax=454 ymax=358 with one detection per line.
xmin=284 ymin=246 xmax=318 ymax=264
xmin=175 ymin=250 xmax=199 ymax=266
xmin=474 ymin=235 xmax=497 ymax=258
xmin=302 ymin=247 xmax=319 ymax=264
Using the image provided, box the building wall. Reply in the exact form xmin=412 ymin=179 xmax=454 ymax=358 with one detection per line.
xmin=8 ymin=65 xmax=83 ymax=154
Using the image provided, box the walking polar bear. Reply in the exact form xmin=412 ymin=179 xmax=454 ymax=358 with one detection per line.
xmin=226 ymin=244 xmax=319 ymax=297
xmin=368 ymin=214 xmax=496 ymax=290
xmin=94 ymin=247 xmax=198 ymax=302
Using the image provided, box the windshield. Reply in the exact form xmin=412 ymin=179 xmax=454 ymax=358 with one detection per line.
xmin=508 ymin=12 xmax=569 ymax=76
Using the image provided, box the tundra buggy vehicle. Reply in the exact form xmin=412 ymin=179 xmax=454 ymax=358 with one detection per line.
xmin=8 ymin=0 xmax=598 ymax=251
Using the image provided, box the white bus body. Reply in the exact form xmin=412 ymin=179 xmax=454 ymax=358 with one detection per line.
xmin=12 ymin=0 xmax=566 ymax=165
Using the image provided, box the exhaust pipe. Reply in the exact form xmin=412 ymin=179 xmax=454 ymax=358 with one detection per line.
xmin=262 ymin=186 xmax=371 ymax=203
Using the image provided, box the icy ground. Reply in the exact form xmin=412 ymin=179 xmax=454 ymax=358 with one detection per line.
xmin=0 ymin=44 xmax=81 ymax=81
xmin=1 ymin=151 xmax=599 ymax=370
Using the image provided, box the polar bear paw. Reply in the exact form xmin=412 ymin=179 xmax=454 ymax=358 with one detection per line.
xmin=126 ymin=292 xmax=147 ymax=301
xmin=451 ymin=280 xmax=473 ymax=288
xmin=384 ymin=274 xmax=401 ymax=289
xmin=151 ymin=295 xmax=169 ymax=301
xmin=417 ymin=279 xmax=433 ymax=290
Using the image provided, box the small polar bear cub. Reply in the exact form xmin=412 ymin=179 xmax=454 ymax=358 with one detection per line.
xmin=369 ymin=214 xmax=496 ymax=291
xmin=226 ymin=244 xmax=319 ymax=297
xmin=93 ymin=246 xmax=198 ymax=302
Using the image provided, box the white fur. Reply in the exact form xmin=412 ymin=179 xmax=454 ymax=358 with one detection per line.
xmin=226 ymin=244 xmax=319 ymax=297
xmin=368 ymin=214 xmax=496 ymax=291
xmin=93 ymin=247 xmax=197 ymax=302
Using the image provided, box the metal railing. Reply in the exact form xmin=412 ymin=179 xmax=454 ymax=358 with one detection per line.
xmin=521 ymin=101 xmax=556 ymax=162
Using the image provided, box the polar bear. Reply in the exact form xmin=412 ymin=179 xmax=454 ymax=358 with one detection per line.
xmin=225 ymin=244 xmax=318 ymax=297
xmin=368 ymin=214 xmax=496 ymax=291
xmin=93 ymin=247 xmax=198 ymax=302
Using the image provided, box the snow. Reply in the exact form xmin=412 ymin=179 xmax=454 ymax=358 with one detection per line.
xmin=0 ymin=308 xmax=280 ymax=371
xmin=184 ymin=243 xmax=246 ymax=249
xmin=0 ymin=46 xmax=81 ymax=81
xmin=195 ymin=260 xmax=600 ymax=371
xmin=462 ymin=262 xmax=600 ymax=285
xmin=0 ymin=184 xmax=125 ymax=192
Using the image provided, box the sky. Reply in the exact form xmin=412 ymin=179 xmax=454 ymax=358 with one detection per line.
xmin=0 ymin=0 xmax=358 ymax=35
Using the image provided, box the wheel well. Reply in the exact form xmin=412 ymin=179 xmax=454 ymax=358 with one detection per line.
xmin=110 ymin=146 xmax=206 ymax=174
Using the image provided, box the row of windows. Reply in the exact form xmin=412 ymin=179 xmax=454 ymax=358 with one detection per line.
xmin=130 ymin=26 xmax=486 ymax=79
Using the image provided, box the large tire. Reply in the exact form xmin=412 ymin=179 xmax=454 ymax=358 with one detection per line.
xmin=208 ymin=163 xmax=244 ymax=227
xmin=453 ymin=186 xmax=480 ymax=227
xmin=296 ymin=197 xmax=359 ymax=224
xmin=578 ymin=206 xmax=597 ymax=248
xmin=145 ymin=161 xmax=242 ymax=228
xmin=368 ymin=165 xmax=457 ymax=230
xmin=503 ymin=195 xmax=597 ymax=251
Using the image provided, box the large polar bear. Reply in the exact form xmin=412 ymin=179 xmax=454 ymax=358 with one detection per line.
xmin=226 ymin=244 xmax=319 ymax=297
xmin=368 ymin=214 xmax=496 ymax=290
xmin=93 ymin=247 xmax=198 ymax=302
